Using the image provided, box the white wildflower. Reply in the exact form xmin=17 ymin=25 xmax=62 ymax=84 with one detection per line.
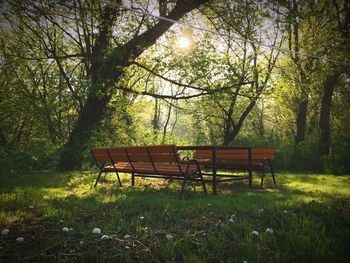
xmin=266 ymin=228 xmax=273 ymax=234
xmin=16 ymin=237 xmax=25 ymax=243
xmin=139 ymin=216 xmax=144 ymax=220
xmin=62 ymin=227 xmax=70 ymax=233
xmin=1 ymin=229 xmax=9 ymax=236
xmin=79 ymin=241 xmax=84 ymax=245
xmin=251 ymin=230 xmax=259 ymax=236
xmin=258 ymin=209 xmax=264 ymax=213
xmin=125 ymin=245 xmax=131 ymax=249
xmin=284 ymin=210 xmax=288 ymax=214
xmin=166 ymin=234 xmax=174 ymax=241
xmin=123 ymin=234 xmax=131 ymax=239
xmin=92 ymin=228 xmax=101 ymax=234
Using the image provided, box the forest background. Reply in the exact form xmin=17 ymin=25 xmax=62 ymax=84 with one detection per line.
xmin=0 ymin=0 xmax=349 ymax=174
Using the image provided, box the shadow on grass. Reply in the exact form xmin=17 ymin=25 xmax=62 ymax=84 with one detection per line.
xmin=1 ymin=171 xmax=350 ymax=262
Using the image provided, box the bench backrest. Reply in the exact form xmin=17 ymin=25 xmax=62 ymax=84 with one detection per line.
xmin=194 ymin=148 xmax=275 ymax=161
xmin=107 ymin=145 xmax=183 ymax=173
xmin=91 ymin=148 xmax=110 ymax=163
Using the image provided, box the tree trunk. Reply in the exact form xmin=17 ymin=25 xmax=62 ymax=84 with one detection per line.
xmin=224 ymin=99 xmax=257 ymax=145
xmin=0 ymin=125 xmax=11 ymax=153
xmin=223 ymin=101 xmax=234 ymax=145
xmin=295 ymin=98 xmax=308 ymax=144
xmin=152 ymin=98 xmax=160 ymax=131
xmin=319 ymin=73 xmax=339 ymax=156
xmin=58 ymin=92 xmax=111 ymax=170
xmin=161 ymin=103 xmax=172 ymax=144
xmin=57 ymin=0 xmax=208 ymax=170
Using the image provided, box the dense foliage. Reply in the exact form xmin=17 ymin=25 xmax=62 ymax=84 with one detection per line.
xmin=0 ymin=0 xmax=349 ymax=173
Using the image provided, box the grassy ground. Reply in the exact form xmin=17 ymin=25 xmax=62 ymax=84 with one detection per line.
xmin=0 ymin=171 xmax=349 ymax=262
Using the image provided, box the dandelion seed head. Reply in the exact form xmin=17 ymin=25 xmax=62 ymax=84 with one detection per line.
xmin=166 ymin=234 xmax=174 ymax=241
xmin=266 ymin=228 xmax=273 ymax=234
xmin=16 ymin=237 xmax=25 ymax=243
xmin=62 ymin=227 xmax=69 ymax=233
xmin=101 ymin=235 xmax=109 ymax=240
xmin=1 ymin=229 xmax=9 ymax=236
xmin=252 ymin=230 xmax=259 ymax=236
xmin=92 ymin=228 xmax=101 ymax=234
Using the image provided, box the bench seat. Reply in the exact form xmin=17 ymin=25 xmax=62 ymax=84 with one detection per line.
xmin=112 ymin=162 xmax=203 ymax=175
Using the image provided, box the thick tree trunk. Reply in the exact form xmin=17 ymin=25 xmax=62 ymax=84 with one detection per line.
xmin=57 ymin=0 xmax=208 ymax=170
xmin=58 ymin=93 xmax=110 ymax=169
xmin=319 ymin=73 xmax=339 ymax=156
xmin=0 ymin=126 xmax=11 ymax=153
xmin=295 ymin=98 xmax=308 ymax=144
xmin=224 ymin=99 xmax=257 ymax=145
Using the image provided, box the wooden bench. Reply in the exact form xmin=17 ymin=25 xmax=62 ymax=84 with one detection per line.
xmin=91 ymin=145 xmax=207 ymax=195
xmin=194 ymin=148 xmax=276 ymax=188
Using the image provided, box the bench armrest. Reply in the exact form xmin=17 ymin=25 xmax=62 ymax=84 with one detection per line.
xmin=185 ymin=159 xmax=202 ymax=175
xmin=181 ymin=156 xmax=190 ymax=163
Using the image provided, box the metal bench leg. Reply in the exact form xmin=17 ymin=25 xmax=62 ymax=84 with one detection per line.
xmin=248 ymin=172 xmax=252 ymax=188
xmin=271 ymin=167 xmax=276 ymax=185
xmin=115 ymin=172 xmax=122 ymax=187
xmin=94 ymin=170 xmax=103 ymax=188
xmin=195 ymin=161 xmax=207 ymax=194
xmin=131 ymin=173 xmax=135 ymax=186
xmin=260 ymin=168 xmax=265 ymax=189
xmin=199 ymin=171 xmax=207 ymax=194
xmin=180 ymin=176 xmax=188 ymax=197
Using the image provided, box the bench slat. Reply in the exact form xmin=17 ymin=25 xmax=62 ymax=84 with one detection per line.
xmin=195 ymin=149 xmax=275 ymax=160
xmin=91 ymin=148 xmax=110 ymax=162
xmin=147 ymin=145 xmax=177 ymax=153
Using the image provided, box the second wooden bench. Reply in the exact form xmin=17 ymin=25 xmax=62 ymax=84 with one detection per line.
xmin=194 ymin=148 xmax=276 ymax=188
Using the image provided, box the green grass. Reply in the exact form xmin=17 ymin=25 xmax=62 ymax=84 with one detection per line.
xmin=1 ymin=171 xmax=350 ymax=262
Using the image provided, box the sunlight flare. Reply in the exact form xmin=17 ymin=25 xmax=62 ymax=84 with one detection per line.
xmin=178 ymin=36 xmax=190 ymax=48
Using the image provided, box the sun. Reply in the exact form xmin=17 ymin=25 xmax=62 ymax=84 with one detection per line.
xmin=178 ymin=36 xmax=191 ymax=48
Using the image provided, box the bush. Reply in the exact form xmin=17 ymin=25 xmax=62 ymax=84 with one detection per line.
xmin=0 ymin=139 xmax=59 ymax=175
